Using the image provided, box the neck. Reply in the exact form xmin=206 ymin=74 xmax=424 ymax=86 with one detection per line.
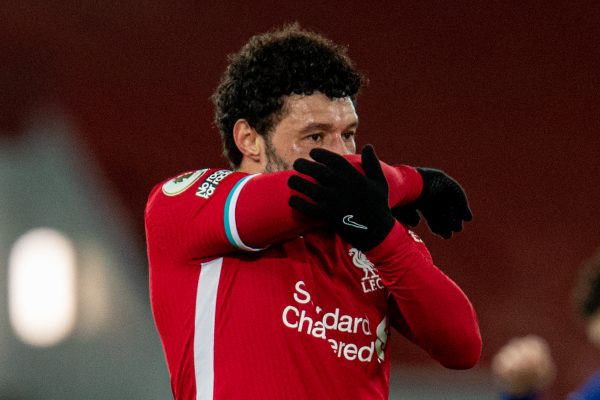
xmin=237 ymin=157 xmax=265 ymax=174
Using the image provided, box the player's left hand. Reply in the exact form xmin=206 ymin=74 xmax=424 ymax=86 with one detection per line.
xmin=288 ymin=145 xmax=395 ymax=252
xmin=393 ymin=168 xmax=472 ymax=239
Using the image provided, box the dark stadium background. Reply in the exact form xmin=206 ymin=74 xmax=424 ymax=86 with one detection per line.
xmin=1 ymin=1 xmax=599 ymax=399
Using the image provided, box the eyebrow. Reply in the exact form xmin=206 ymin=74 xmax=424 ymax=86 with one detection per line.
xmin=298 ymin=121 xmax=359 ymax=134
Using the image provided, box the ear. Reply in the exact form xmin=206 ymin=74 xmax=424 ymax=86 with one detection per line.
xmin=233 ymin=119 xmax=264 ymax=163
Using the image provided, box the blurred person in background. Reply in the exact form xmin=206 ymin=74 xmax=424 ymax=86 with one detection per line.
xmin=493 ymin=250 xmax=600 ymax=400
xmin=145 ymin=23 xmax=481 ymax=400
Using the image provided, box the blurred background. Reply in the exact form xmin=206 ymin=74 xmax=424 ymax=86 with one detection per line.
xmin=1 ymin=1 xmax=599 ymax=399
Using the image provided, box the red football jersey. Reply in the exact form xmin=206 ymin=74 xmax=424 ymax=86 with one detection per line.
xmin=145 ymin=160 xmax=481 ymax=400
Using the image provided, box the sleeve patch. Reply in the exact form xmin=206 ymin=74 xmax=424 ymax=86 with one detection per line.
xmin=196 ymin=170 xmax=233 ymax=199
xmin=162 ymin=169 xmax=208 ymax=196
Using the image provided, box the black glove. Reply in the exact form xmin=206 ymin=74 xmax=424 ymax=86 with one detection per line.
xmin=288 ymin=145 xmax=395 ymax=252
xmin=393 ymin=168 xmax=472 ymax=239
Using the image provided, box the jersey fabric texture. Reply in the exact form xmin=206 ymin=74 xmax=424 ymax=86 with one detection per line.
xmin=145 ymin=158 xmax=481 ymax=400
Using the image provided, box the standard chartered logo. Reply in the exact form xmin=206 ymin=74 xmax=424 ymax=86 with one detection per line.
xmin=281 ymin=280 xmax=389 ymax=363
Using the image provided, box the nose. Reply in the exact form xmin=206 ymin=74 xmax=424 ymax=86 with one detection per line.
xmin=325 ymin=134 xmax=353 ymax=155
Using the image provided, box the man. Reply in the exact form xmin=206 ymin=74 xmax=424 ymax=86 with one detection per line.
xmin=492 ymin=335 xmax=556 ymax=400
xmin=145 ymin=24 xmax=481 ymax=400
xmin=493 ymin=250 xmax=600 ymax=400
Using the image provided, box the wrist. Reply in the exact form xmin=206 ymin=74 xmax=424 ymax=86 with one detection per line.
xmin=349 ymin=212 xmax=395 ymax=252
xmin=363 ymin=222 xmax=413 ymax=264
xmin=342 ymin=155 xmax=423 ymax=207
xmin=390 ymin=164 xmax=423 ymax=206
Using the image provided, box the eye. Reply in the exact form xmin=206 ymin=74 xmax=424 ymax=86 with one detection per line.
xmin=342 ymin=131 xmax=356 ymax=141
xmin=306 ymin=133 xmax=323 ymax=143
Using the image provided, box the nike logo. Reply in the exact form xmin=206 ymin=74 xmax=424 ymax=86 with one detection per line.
xmin=342 ymin=215 xmax=368 ymax=230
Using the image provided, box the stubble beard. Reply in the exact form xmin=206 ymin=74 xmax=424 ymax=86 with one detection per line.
xmin=264 ymin=137 xmax=290 ymax=172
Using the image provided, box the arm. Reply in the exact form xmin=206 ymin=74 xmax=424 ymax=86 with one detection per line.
xmin=343 ymin=154 xmax=423 ymax=209
xmin=237 ymin=160 xmax=421 ymax=249
xmin=145 ymin=162 xmax=421 ymax=260
xmin=367 ymin=223 xmax=482 ymax=369
xmin=288 ymin=145 xmax=481 ymax=368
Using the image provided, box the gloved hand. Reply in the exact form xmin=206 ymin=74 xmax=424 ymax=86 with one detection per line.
xmin=393 ymin=168 xmax=472 ymax=239
xmin=288 ymin=145 xmax=395 ymax=252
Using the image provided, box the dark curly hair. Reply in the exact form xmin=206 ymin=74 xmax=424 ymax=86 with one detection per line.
xmin=212 ymin=23 xmax=364 ymax=167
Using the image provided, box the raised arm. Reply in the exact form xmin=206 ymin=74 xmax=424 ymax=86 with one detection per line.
xmin=288 ymin=145 xmax=481 ymax=368
xmin=145 ymin=160 xmax=422 ymax=261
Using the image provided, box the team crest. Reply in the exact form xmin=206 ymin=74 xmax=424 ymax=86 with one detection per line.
xmin=162 ymin=169 xmax=208 ymax=196
xmin=348 ymin=248 xmax=384 ymax=293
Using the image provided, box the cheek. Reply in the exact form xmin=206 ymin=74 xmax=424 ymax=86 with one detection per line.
xmin=268 ymin=134 xmax=308 ymax=166
xmin=288 ymin=142 xmax=312 ymax=161
xmin=347 ymin=140 xmax=357 ymax=154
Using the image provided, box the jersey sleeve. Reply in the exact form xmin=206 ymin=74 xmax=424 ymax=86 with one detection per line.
xmin=145 ymin=168 xmax=307 ymax=261
xmin=145 ymin=161 xmax=423 ymax=262
xmin=343 ymin=155 xmax=423 ymax=207
xmin=365 ymin=222 xmax=482 ymax=369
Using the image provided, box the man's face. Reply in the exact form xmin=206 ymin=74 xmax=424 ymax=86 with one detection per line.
xmin=264 ymin=92 xmax=358 ymax=172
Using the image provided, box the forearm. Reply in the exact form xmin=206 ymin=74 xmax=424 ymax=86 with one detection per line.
xmin=343 ymin=155 xmax=423 ymax=207
xmin=365 ymin=223 xmax=482 ymax=368
xmin=148 ymin=157 xmax=424 ymax=259
xmin=235 ymin=171 xmax=321 ymax=248
xmin=237 ymin=159 xmax=423 ymax=248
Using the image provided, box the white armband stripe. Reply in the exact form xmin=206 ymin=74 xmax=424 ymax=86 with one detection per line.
xmin=223 ymin=174 xmax=264 ymax=252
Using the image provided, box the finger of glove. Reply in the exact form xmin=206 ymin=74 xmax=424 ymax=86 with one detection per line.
xmin=462 ymin=205 xmax=473 ymax=221
xmin=446 ymin=180 xmax=472 ymax=222
xmin=439 ymin=206 xmax=465 ymax=232
xmin=293 ymin=158 xmax=339 ymax=186
xmin=288 ymin=175 xmax=330 ymax=202
xmin=445 ymin=192 xmax=472 ymax=222
xmin=392 ymin=206 xmax=421 ymax=226
xmin=432 ymin=224 xmax=453 ymax=239
xmin=309 ymin=148 xmax=360 ymax=178
xmin=440 ymin=230 xmax=453 ymax=239
xmin=361 ymin=144 xmax=387 ymax=185
xmin=289 ymin=195 xmax=328 ymax=220
xmin=426 ymin=215 xmax=453 ymax=239
xmin=447 ymin=198 xmax=472 ymax=223
xmin=449 ymin=217 xmax=463 ymax=233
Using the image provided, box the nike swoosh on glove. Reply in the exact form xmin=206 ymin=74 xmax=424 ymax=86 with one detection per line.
xmin=288 ymin=145 xmax=395 ymax=252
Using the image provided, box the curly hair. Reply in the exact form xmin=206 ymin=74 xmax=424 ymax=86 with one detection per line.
xmin=212 ymin=23 xmax=364 ymax=167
